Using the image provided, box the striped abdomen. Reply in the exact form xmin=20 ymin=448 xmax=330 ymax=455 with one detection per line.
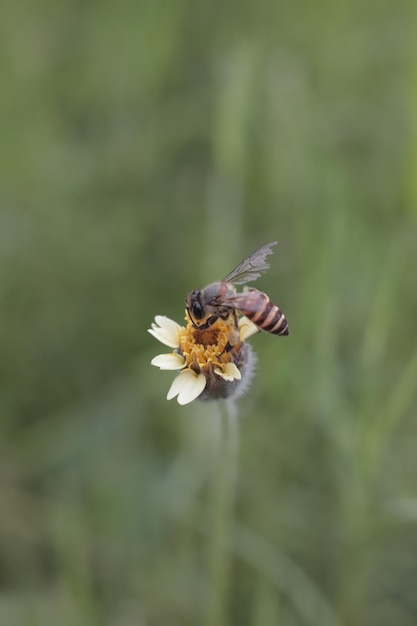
xmin=237 ymin=288 xmax=289 ymax=336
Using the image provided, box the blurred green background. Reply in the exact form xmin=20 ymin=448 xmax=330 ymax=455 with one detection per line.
xmin=1 ymin=0 xmax=417 ymax=624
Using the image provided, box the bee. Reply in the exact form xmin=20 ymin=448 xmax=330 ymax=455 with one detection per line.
xmin=185 ymin=241 xmax=289 ymax=345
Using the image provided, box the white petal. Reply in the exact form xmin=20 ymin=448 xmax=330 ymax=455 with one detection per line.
xmin=151 ymin=353 xmax=185 ymax=370
xmin=167 ymin=370 xmax=206 ymax=405
xmin=148 ymin=315 xmax=181 ymax=348
xmin=177 ymin=372 xmax=206 ymax=405
xmin=166 ymin=374 xmax=186 ymax=401
xmin=238 ymin=316 xmax=260 ymax=341
xmin=214 ymin=362 xmax=242 ymax=381
xmin=148 ymin=327 xmax=178 ymax=348
xmin=154 ymin=315 xmax=181 ymax=335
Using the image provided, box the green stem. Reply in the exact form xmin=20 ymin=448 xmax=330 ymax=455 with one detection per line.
xmin=205 ymin=399 xmax=239 ymax=626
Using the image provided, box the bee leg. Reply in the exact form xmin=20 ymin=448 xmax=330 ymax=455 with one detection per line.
xmin=217 ymin=341 xmax=234 ymax=358
xmin=191 ymin=315 xmax=219 ymax=331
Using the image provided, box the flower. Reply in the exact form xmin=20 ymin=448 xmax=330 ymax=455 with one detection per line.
xmin=148 ymin=313 xmax=259 ymax=405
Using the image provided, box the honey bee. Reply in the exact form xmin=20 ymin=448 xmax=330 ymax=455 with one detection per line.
xmin=185 ymin=241 xmax=289 ymax=345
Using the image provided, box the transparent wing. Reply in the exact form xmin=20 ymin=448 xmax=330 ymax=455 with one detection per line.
xmin=211 ymin=290 xmax=261 ymax=313
xmin=222 ymin=241 xmax=277 ymax=285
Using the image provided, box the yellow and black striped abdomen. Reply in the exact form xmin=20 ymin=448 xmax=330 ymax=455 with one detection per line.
xmin=240 ymin=289 xmax=289 ymax=336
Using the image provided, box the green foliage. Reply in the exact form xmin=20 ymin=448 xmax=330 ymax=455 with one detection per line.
xmin=1 ymin=0 xmax=417 ymax=624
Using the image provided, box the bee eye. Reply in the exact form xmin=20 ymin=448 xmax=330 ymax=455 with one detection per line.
xmin=192 ymin=300 xmax=204 ymax=320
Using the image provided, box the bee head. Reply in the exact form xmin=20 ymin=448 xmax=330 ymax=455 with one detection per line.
xmin=185 ymin=289 xmax=205 ymax=326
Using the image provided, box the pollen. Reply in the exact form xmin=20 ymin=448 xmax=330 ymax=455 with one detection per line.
xmin=178 ymin=312 xmax=235 ymax=374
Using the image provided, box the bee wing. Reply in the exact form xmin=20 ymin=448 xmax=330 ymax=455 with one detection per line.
xmin=211 ymin=290 xmax=261 ymax=313
xmin=222 ymin=241 xmax=277 ymax=285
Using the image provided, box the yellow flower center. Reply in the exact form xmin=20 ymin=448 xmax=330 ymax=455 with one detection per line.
xmin=178 ymin=311 xmax=239 ymax=374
